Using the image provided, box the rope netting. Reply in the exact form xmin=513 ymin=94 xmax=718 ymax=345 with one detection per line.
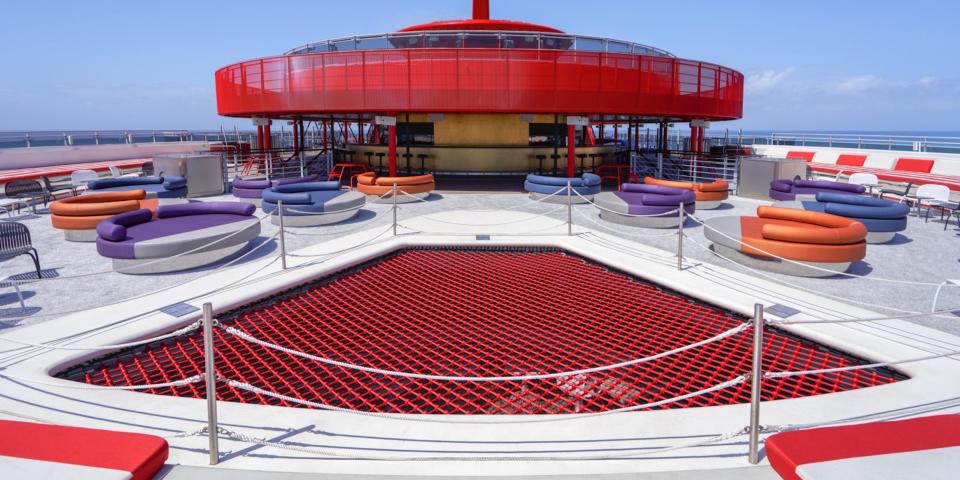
xmin=60 ymin=247 xmax=903 ymax=414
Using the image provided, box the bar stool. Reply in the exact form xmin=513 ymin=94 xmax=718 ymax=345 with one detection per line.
xmin=374 ymin=152 xmax=386 ymax=174
xmin=576 ymin=154 xmax=588 ymax=175
xmin=550 ymin=154 xmax=561 ymax=176
xmin=363 ymin=151 xmax=374 ymax=169
xmin=401 ymin=153 xmax=413 ymax=176
xmin=535 ymin=154 xmax=547 ymax=175
xmin=416 ymin=154 xmax=428 ymax=174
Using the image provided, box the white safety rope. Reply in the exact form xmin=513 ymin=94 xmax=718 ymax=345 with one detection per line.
xmin=222 ymin=375 xmax=746 ymax=425
xmin=1 ymin=372 xmax=204 ymax=390
xmin=220 ymin=322 xmax=749 ymax=382
xmin=573 ymin=189 xmax=683 ymax=218
xmin=765 ymin=349 xmax=960 ymax=379
xmin=0 ymin=320 xmax=200 ymax=352
xmin=414 ymin=205 xmax=567 ymax=227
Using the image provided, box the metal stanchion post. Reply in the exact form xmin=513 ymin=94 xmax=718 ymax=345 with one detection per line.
xmin=748 ymin=303 xmax=765 ymax=465
xmin=277 ymin=200 xmax=287 ymax=270
xmin=202 ymin=303 xmax=219 ymax=465
xmin=392 ymin=183 xmax=398 ymax=236
xmin=566 ymin=180 xmax=573 ymax=236
xmin=657 ymin=151 xmax=663 ymax=178
xmin=676 ymin=206 xmax=685 ymax=271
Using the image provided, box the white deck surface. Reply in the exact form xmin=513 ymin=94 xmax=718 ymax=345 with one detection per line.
xmin=1 ymin=189 xmax=959 ymax=477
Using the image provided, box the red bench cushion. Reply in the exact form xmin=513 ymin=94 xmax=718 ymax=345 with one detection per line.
xmin=0 ymin=420 xmax=168 ymax=480
xmin=766 ymin=415 xmax=960 ymax=480
xmin=894 ymin=157 xmax=935 ymax=173
xmin=836 ymin=154 xmax=867 ymax=166
xmin=786 ymin=151 xmax=815 ymax=162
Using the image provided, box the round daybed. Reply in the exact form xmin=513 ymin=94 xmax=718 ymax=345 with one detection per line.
xmin=96 ymin=202 xmax=261 ymax=274
xmin=769 ymin=178 xmax=865 ymax=201
xmin=773 ymin=192 xmax=910 ymax=244
xmin=261 ymin=182 xmax=365 ymax=227
xmin=594 ymin=184 xmax=695 ymax=228
xmin=643 ymin=177 xmax=729 ymax=209
xmin=232 ymin=174 xmax=321 ymax=206
xmin=704 ymin=206 xmax=867 ymax=277
xmin=355 ymin=173 xmax=435 ymax=203
xmin=50 ymin=190 xmax=159 ymax=242
xmin=86 ymin=176 xmax=187 ymax=200
xmin=524 ymin=173 xmax=601 ymax=204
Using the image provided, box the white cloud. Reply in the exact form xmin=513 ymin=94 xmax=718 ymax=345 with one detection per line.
xmin=916 ymin=76 xmax=938 ymax=87
xmin=831 ymin=75 xmax=884 ymax=94
xmin=746 ymin=67 xmax=795 ymax=93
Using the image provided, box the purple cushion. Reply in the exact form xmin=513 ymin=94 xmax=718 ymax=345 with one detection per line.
xmin=621 ymin=183 xmax=685 ymax=196
xmin=232 ymin=187 xmax=264 ymax=199
xmin=274 ymin=174 xmax=321 ymax=186
xmin=793 ymin=179 xmax=865 ymax=194
xmin=96 ymin=214 xmax=253 ymax=259
xmin=157 ymin=202 xmax=255 ymax=219
xmin=96 ymin=209 xmax=153 ymax=242
xmin=613 ymin=192 xmax=695 ymax=216
xmin=770 ymin=180 xmax=793 ymax=192
xmin=233 ymin=178 xmax=272 ymax=190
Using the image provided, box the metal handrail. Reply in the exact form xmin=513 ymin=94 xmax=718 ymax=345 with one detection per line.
xmin=284 ymin=30 xmax=674 ymax=58
xmin=0 ymin=130 xmax=258 ymax=149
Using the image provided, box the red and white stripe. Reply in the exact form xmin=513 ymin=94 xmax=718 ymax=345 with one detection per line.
xmin=0 ymin=420 xmax=168 ymax=480
xmin=766 ymin=415 xmax=960 ymax=480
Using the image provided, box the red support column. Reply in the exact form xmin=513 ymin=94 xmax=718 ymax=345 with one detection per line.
xmin=567 ymin=124 xmax=576 ymax=178
xmin=689 ymin=124 xmax=698 ymax=154
xmin=256 ymin=125 xmax=264 ymax=151
xmin=473 ymin=0 xmax=489 ymax=20
xmin=358 ymin=121 xmax=365 ymax=144
xmin=263 ymin=123 xmax=272 ymax=150
xmin=388 ymin=125 xmax=398 ymax=177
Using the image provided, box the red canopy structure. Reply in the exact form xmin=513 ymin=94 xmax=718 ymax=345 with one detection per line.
xmin=215 ymin=0 xmax=743 ymax=176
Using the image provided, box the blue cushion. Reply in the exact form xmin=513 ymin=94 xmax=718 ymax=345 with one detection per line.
xmin=272 ymin=181 xmax=342 ymax=194
xmin=855 ymin=217 xmax=908 ymax=233
xmin=523 ymin=181 xmax=599 ymax=196
xmin=162 ymin=176 xmax=187 ymax=190
xmin=89 ymin=177 xmax=163 ymax=190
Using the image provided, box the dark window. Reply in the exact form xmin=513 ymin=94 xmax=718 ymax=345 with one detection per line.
xmin=397 ymin=122 xmax=434 ymax=145
xmin=529 ymin=123 xmax=565 ymax=146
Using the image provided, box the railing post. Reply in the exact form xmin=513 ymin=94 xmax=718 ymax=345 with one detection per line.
xmin=657 ymin=151 xmax=663 ymax=178
xmin=748 ymin=303 xmax=765 ymax=465
xmin=676 ymin=205 xmax=685 ymax=271
xmin=566 ymin=180 xmax=573 ymax=236
xmin=25 ymin=132 xmax=31 ymax=148
xmin=277 ymin=199 xmax=287 ymax=270
xmin=202 ymin=302 xmax=219 ymax=465
xmin=392 ymin=183 xmax=398 ymax=236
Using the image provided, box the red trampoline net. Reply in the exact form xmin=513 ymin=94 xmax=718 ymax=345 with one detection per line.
xmin=60 ymin=247 xmax=904 ymax=414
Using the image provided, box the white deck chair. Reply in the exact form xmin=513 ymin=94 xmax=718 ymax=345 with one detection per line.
xmin=913 ymin=184 xmax=951 ymax=222
xmin=70 ymin=170 xmax=99 ymax=191
xmin=847 ymin=172 xmax=878 ymax=186
xmin=108 ymin=165 xmax=139 ymax=178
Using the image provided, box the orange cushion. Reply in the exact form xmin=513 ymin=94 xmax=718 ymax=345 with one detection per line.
xmin=644 ymin=177 xmax=694 ymax=190
xmin=357 ymin=182 xmax=435 ymax=196
xmin=836 ymin=154 xmax=866 ymax=166
xmin=696 ymin=179 xmax=729 ymax=192
xmin=740 ymin=217 xmax=866 ymax=263
xmin=786 ymin=151 xmax=815 ymax=162
xmin=375 ymin=174 xmax=435 ymax=186
xmin=51 ymin=214 xmax=115 ymax=230
xmin=695 ymin=190 xmax=728 ymax=202
xmin=894 ymin=158 xmax=935 ymax=173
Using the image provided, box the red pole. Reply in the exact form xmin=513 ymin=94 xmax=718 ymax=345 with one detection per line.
xmin=567 ymin=125 xmax=576 ymax=178
xmin=256 ymin=125 xmax=264 ymax=151
xmin=473 ymin=0 xmax=490 ymax=20
xmin=388 ymin=124 xmax=398 ymax=176
xmin=690 ymin=124 xmax=698 ymax=154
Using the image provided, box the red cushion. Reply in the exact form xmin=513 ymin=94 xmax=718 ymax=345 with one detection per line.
xmin=786 ymin=151 xmax=815 ymax=162
xmin=836 ymin=154 xmax=866 ymax=166
xmin=0 ymin=420 xmax=168 ymax=480
xmin=894 ymin=157 xmax=935 ymax=173
xmin=766 ymin=415 xmax=960 ymax=480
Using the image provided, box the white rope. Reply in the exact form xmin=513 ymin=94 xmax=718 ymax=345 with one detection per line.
xmin=213 ymin=425 xmax=748 ymax=461
xmin=220 ymin=322 xmax=749 ymax=382
xmin=573 ymin=189 xmax=683 ymax=218
xmin=1 ymin=373 xmax=204 ymax=390
xmin=687 ymin=213 xmax=960 ymax=287
xmin=457 ymin=186 xmax=570 ymax=212
xmin=764 ymin=349 xmax=960 ymax=379
xmin=415 ymin=205 xmax=567 ymax=227
xmin=285 ymin=224 xmax=394 ymax=258
xmin=223 ymin=375 xmax=746 ymax=425
xmin=284 ymin=215 xmax=384 ymax=237
xmin=574 ymin=209 xmax=680 ymax=237
xmin=0 ymin=320 xmax=200 ymax=352
xmin=768 ymin=308 xmax=960 ymax=325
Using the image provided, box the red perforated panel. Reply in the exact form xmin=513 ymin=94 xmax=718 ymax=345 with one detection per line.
xmin=63 ymin=248 xmax=901 ymax=414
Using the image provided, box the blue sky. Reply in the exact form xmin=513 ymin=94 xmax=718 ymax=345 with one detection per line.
xmin=1 ymin=0 xmax=957 ymax=132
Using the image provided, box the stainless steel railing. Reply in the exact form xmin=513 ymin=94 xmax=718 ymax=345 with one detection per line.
xmin=0 ymin=130 xmax=258 ymax=149
xmin=285 ymin=30 xmax=674 ymax=58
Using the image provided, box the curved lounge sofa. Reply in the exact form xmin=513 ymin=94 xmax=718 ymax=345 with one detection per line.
xmin=643 ymin=177 xmax=729 ymax=209
xmin=769 ymin=178 xmax=865 ymax=201
xmin=232 ymin=174 xmax=321 ymax=206
xmin=87 ymin=176 xmax=187 ymax=200
xmin=355 ymin=173 xmax=435 ymax=203
xmin=96 ymin=202 xmax=261 ymax=274
xmin=594 ymin=184 xmax=695 ymax=228
xmin=704 ymin=206 xmax=867 ymax=277
xmin=261 ymin=181 xmax=365 ymax=227
xmin=524 ymin=173 xmax=601 ymax=204
xmin=50 ymin=190 xmax=159 ymax=242
xmin=773 ymin=192 xmax=910 ymax=244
